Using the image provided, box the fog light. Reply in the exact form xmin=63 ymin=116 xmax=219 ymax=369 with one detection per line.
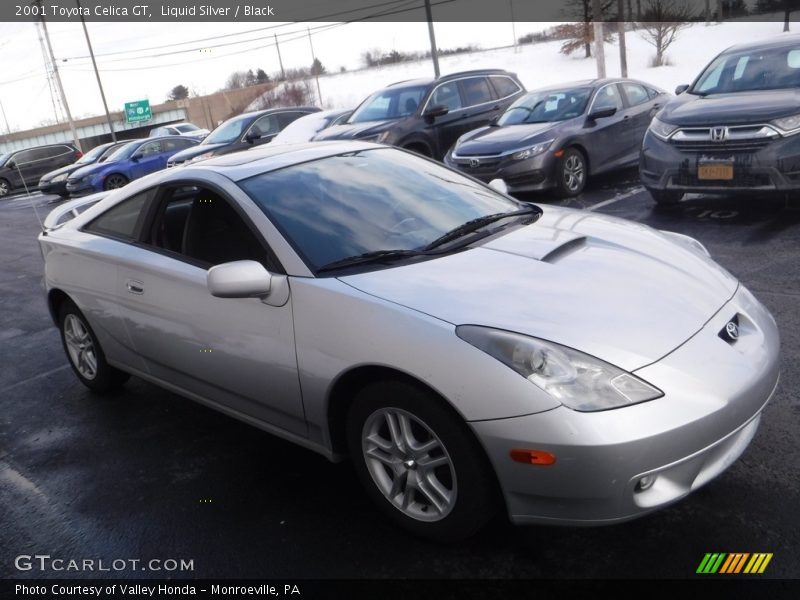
xmin=635 ymin=475 xmax=657 ymax=492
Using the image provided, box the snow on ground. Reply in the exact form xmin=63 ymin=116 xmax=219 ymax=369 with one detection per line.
xmin=249 ymin=20 xmax=790 ymax=112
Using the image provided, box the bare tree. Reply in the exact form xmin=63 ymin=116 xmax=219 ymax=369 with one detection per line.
xmin=559 ymin=0 xmax=615 ymax=57
xmin=638 ymin=0 xmax=694 ymax=67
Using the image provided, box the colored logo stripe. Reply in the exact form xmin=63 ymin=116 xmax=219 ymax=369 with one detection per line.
xmin=697 ymin=553 xmax=773 ymax=574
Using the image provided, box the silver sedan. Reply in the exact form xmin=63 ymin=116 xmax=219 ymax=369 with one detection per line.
xmin=39 ymin=141 xmax=780 ymax=541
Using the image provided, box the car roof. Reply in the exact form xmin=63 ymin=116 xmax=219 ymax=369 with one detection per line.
xmin=721 ymin=33 xmax=800 ymax=54
xmin=181 ymin=140 xmax=377 ymax=181
xmin=387 ymin=69 xmax=516 ymax=90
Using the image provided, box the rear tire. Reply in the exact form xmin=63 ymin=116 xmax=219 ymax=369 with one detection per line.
xmin=347 ymin=379 xmax=497 ymax=542
xmin=58 ymin=300 xmax=129 ymax=393
xmin=647 ymin=188 xmax=684 ymax=206
xmin=555 ymin=147 xmax=587 ymax=197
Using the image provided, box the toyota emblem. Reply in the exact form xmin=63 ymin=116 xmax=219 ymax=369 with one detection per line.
xmin=725 ymin=321 xmax=739 ymax=340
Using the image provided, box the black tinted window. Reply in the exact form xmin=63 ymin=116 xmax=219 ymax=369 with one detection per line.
xmin=13 ymin=150 xmax=37 ymax=164
xmin=490 ymin=76 xmax=521 ymax=98
xmin=85 ymin=191 xmax=152 ymax=240
xmin=277 ymin=112 xmax=304 ymax=128
xmin=459 ymin=77 xmax=494 ymax=106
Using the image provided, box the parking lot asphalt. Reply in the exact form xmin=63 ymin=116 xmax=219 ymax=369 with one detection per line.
xmin=1 ymin=172 xmax=798 ymax=580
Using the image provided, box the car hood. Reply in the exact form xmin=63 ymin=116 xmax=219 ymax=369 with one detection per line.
xmin=454 ymin=123 xmax=562 ymax=155
xmin=68 ymin=162 xmax=111 ymax=180
xmin=41 ymin=163 xmax=85 ymax=182
xmin=313 ymin=120 xmax=395 ymax=141
xmin=340 ymin=206 xmax=738 ymax=372
xmin=169 ymin=142 xmax=228 ymax=163
xmin=660 ymin=89 xmax=800 ymax=125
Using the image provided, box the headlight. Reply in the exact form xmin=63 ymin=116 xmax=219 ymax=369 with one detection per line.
xmin=189 ymin=151 xmax=216 ymax=164
xmin=38 ymin=178 xmax=49 ymax=186
xmin=648 ymin=117 xmax=678 ymax=140
xmin=361 ymin=131 xmax=392 ymax=144
xmin=456 ymin=326 xmax=663 ymax=412
xmin=51 ymin=173 xmax=68 ymax=183
xmin=771 ymin=113 xmax=800 ymax=135
xmin=510 ymin=139 xmax=553 ymax=161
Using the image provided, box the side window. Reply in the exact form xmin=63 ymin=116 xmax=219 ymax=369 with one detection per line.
xmin=592 ymin=84 xmax=624 ymax=111
xmin=138 ymin=141 xmax=162 ymax=156
xmin=277 ymin=112 xmax=304 ymax=128
xmin=175 ymin=138 xmax=196 ymax=149
xmin=147 ymin=186 xmax=272 ymax=269
xmin=459 ymin=77 xmax=494 ymax=107
xmin=13 ymin=150 xmax=36 ymax=164
xmin=84 ymin=190 xmax=153 ymax=240
xmin=621 ymin=82 xmax=650 ymax=107
xmin=249 ymin=114 xmax=279 ymax=138
xmin=429 ymin=82 xmax=463 ymax=111
xmin=396 ymin=90 xmax=423 ymax=116
xmin=490 ymin=76 xmax=521 ymax=99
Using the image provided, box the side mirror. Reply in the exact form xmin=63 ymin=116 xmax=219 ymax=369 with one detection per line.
xmin=131 ymin=153 xmax=142 ymax=161
xmin=588 ymin=106 xmax=617 ymax=121
xmin=6 ymin=161 xmax=15 ymax=169
xmin=207 ymin=260 xmax=272 ymax=298
xmin=675 ymin=84 xmax=690 ymax=95
xmin=423 ymin=104 xmax=449 ymax=122
xmin=245 ymin=131 xmax=260 ymax=144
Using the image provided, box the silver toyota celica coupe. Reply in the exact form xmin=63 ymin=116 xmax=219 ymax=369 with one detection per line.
xmin=40 ymin=141 xmax=780 ymax=541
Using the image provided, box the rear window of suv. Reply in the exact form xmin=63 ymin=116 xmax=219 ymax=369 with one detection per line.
xmin=693 ymin=44 xmax=800 ymax=94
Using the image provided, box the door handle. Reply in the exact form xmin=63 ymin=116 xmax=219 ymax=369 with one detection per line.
xmin=126 ymin=279 xmax=144 ymax=294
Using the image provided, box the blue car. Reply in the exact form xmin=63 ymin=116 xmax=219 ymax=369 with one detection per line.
xmin=66 ymin=136 xmax=199 ymax=196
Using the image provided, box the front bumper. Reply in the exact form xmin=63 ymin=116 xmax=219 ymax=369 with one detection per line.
xmin=640 ymin=129 xmax=800 ymax=193
xmin=39 ymin=180 xmax=68 ymax=196
xmin=65 ymin=179 xmax=100 ymax=196
xmin=445 ymin=150 xmax=559 ymax=193
xmin=471 ymin=284 xmax=780 ymax=525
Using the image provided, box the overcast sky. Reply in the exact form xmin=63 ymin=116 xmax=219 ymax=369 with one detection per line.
xmin=0 ymin=20 xmax=551 ymax=132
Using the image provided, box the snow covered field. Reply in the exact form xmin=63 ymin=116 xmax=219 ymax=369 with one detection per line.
xmin=251 ymin=20 xmax=791 ymax=112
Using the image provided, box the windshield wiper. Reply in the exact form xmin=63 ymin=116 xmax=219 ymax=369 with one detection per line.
xmin=423 ymin=207 xmax=538 ymax=251
xmin=316 ymin=249 xmax=427 ymax=273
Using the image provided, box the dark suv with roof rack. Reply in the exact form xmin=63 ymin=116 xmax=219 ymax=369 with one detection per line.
xmin=313 ymin=69 xmax=525 ymax=160
xmin=640 ymin=35 xmax=800 ymax=205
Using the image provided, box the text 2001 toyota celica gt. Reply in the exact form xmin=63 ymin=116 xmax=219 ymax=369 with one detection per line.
xmin=39 ymin=141 xmax=779 ymax=541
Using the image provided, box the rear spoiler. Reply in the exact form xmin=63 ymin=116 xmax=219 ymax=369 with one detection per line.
xmin=42 ymin=192 xmax=109 ymax=232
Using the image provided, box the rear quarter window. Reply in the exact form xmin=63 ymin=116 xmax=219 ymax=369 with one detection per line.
xmin=490 ymin=76 xmax=521 ymax=99
xmin=84 ymin=190 xmax=153 ymax=241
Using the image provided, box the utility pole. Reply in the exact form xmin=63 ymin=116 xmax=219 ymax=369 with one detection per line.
xmin=36 ymin=2 xmax=82 ymax=151
xmin=0 ymin=99 xmax=11 ymax=137
xmin=307 ymin=28 xmax=323 ymax=106
xmin=592 ymin=0 xmax=606 ymax=78
xmin=618 ymin=0 xmax=628 ymax=77
xmin=35 ymin=20 xmax=61 ymax=124
xmin=424 ymin=0 xmax=440 ymax=78
xmin=76 ymin=0 xmax=116 ymax=142
xmin=509 ymin=0 xmax=518 ymax=51
xmin=274 ymin=33 xmax=286 ymax=80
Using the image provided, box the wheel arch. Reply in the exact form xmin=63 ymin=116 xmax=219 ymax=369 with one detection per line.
xmin=47 ymin=288 xmax=72 ymax=326
xmin=560 ymin=140 xmax=591 ymax=174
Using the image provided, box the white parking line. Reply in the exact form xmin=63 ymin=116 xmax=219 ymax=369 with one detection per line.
xmin=588 ymin=186 xmax=644 ymax=211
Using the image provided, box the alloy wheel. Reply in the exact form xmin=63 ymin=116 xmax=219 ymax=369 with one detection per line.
xmin=63 ymin=314 xmax=98 ymax=380
xmin=563 ymin=154 xmax=585 ymax=193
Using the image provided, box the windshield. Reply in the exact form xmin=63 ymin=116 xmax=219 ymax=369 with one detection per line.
xmin=348 ymin=86 xmax=427 ymax=124
xmin=75 ymin=143 xmax=111 ymax=165
xmin=203 ymin=116 xmax=249 ymax=144
xmin=103 ymin=142 xmax=139 ymax=163
xmin=692 ymin=45 xmax=800 ymax=94
xmin=239 ymin=148 xmax=527 ymax=272
xmin=175 ymin=123 xmax=200 ymax=133
xmin=498 ymin=87 xmax=592 ymax=125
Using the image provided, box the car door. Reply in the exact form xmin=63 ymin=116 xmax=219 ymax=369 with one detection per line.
xmin=458 ymin=76 xmax=504 ymax=133
xmin=423 ymin=80 xmax=469 ymax=158
xmin=113 ymin=179 xmax=306 ymax=435
xmin=129 ymin=140 xmax=168 ymax=179
xmin=619 ymin=82 xmax=660 ymax=163
xmin=584 ymin=83 xmax=629 ymax=173
xmin=242 ymin=113 xmax=281 ymax=148
xmin=9 ymin=148 xmax=45 ymax=188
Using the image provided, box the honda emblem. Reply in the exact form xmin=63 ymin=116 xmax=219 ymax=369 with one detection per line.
xmin=711 ymin=127 xmax=728 ymax=142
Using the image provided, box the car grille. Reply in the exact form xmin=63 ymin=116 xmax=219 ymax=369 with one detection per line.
xmin=671 ymin=138 xmax=773 ymax=153
xmin=451 ymin=158 xmax=502 ymax=178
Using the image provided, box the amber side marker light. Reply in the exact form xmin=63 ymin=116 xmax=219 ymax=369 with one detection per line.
xmin=553 ymin=149 xmax=565 ymax=158
xmin=510 ymin=449 xmax=557 ymax=465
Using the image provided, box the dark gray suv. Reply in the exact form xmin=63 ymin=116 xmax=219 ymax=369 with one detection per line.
xmin=640 ymin=35 xmax=800 ymax=205
xmin=0 ymin=143 xmax=81 ymax=197
xmin=313 ymin=69 xmax=525 ymax=160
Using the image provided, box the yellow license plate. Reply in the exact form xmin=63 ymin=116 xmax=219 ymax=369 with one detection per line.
xmin=698 ymin=164 xmax=734 ymax=180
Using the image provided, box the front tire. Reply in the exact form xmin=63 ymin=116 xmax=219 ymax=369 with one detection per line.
xmin=347 ymin=380 xmax=497 ymax=542
xmin=58 ymin=300 xmax=129 ymax=393
xmin=103 ymin=173 xmax=129 ymax=190
xmin=556 ymin=147 xmax=587 ymax=197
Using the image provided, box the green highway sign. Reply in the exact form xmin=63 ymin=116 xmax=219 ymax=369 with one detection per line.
xmin=124 ymin=99 xmax=152 ymax=124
